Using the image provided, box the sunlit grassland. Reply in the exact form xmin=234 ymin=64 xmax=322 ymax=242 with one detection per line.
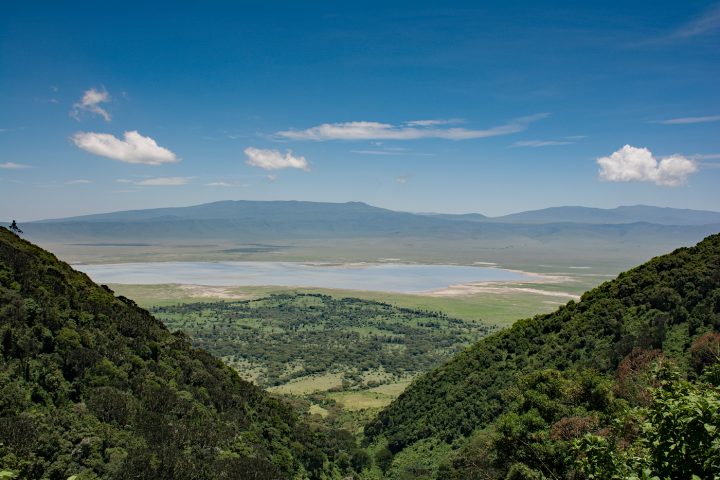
xmin=108 ymin=279 xmax=595 ymax=328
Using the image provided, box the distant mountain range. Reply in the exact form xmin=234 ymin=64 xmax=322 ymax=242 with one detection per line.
xmin=31 ymin=201 xmax=720 ymax=227
xmin=426 ymin=204 xmax=720 ymax=225
xmin=10 ymin=200 xmax=720 ymax=267
xmin=17 ymin=200 xmax=719 ymax=240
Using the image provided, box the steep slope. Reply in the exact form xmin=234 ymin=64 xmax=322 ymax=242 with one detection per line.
xmin=366 ymin=233 xmax=720 ymax=460
xmin=0 ymin=228 xmax=364 ymax=480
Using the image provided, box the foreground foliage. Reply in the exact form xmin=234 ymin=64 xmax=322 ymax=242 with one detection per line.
xmin=0 ymin=228 xmax=364 ymax=479
xmin=576 ymin=369 xmax=720 ymax=479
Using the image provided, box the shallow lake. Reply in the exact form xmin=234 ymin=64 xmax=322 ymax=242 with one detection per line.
xmin=76 ymin=261 xmax=531 ymax=293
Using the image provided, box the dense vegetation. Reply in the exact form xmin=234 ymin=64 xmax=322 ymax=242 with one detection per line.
xmin=367 ymin=233 xmax=720 ymax=479
xmin=0 ymin=228 xmax=367 ymax=480
xmin=150 ymin=295 xmax=493 ymax=388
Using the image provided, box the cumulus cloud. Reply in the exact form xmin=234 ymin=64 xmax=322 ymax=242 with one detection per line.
xmin=276 ymin=114 xmax=548 ymax=141
xmin=0 ymin=162 xmax=31 ymax=169
xmin=71 ymin=88 xmax=112 ymax=121
xmin=72 ymin=131 xmax=179 ymax=165
xmin=597 ymin=145 xmax=698 ymax=187
xmin=134 ymin=177 xmax=191 ymax=186
xmin=652 ymin=115 xmax=720 ymax=125
xmin=244 ymin=147 xmax=309 ymax=171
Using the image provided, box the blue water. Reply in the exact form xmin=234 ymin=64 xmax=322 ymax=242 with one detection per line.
xmin=76 ymin=261 xmax=529 ymax=293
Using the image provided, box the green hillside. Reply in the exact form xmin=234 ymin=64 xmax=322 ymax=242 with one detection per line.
xmin=366 ymin=233 xmax=720 ymax=478
xmin=0 ymin=227 xmax=366 ymax=480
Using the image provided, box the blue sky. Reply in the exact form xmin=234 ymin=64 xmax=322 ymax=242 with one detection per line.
xmin=1 ymin=0 xmax=719 ymax=220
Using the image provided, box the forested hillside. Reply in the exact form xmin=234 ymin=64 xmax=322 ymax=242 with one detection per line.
xmin=0 ymin=228 xmax=366 ymax=480
xmin=366 ymin=233 xmax=720 ymax=478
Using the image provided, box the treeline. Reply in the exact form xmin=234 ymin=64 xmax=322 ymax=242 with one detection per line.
xmin=151 ymin=294 xmax=493 ymax=388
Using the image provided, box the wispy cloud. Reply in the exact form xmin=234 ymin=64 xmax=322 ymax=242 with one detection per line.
xmin=244 ymin=147 xmax=309 ymax=170
xmin=691 ymin=153 xmax=720 ymax=160
xmin=134 ymin=177 xmax=191 ymax=186
xmin=71 ymin=88 xmax=112 ymax=122
xmin=395 ymin=175 xmax=409 ymax=184
xmin=350 ymin=149 xmax=435 ymax=156
xmin=513 ymin=140 xmax=573 ymax=147
xmin=72 ymin=131 xmax=179 ymax=165
xmin=673 ymin=3 xmax=720 ymax=39
xmin=597 ymin=145 xmax=698 ymax=187
xmin=266 ymin=174 xmax=278 ymax=182
xmin=64 ymin=179 xmax=93 ymax=185
xmin=0 ymin=162 xmax=31 ymax=169
xmin=404 ymin=119 xmax=463 ymax=127
xmin=651 ymin=115 xmax=720 ymax=125
xmin=276 ymin=114 xmax=548 ymax=141
xmin=205 ymin=181 xmax=249 ymax=187
xmin=691 ymin=153 xmax=720 ymax=169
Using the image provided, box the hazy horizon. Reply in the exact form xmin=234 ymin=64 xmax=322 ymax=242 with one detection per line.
xmin=8 ymin=198 xmax=720 ymax=224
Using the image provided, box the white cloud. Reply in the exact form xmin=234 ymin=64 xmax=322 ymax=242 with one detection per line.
xmin=597 ymin=145 xmax=698 ymax=187
xmin=64 ymin=179 xmax=93 ymax=185
xmin=244 ymin=147 xmax=309 ymax=170
xmin=276 ymin=114 xmax=548 ymax=141
xmin=134 ymin=177 xmax=191 ymax=186
xmin=71 ymin=88 xmax=112 ymax=122
xmin=652 ymin=115 xmax=720 ymax=125
xmin=0 ymin=162 xmax=31 ymax=169
xmin=513 ymin=140 xmax=573 ymax=147
xmin=266 ymin=174 xmax=278 ymax=182
xmin=72 ymin=131 xmax=179 ymax=165
xmin=395 ymin=175 xmax=409 ymax=184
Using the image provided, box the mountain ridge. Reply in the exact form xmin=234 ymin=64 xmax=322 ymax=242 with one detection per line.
xmin=23 ymin=200 xmax=720 ymax=226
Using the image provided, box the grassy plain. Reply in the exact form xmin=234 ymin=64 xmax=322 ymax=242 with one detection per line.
xmin=110 ymin=278 xmax=593 ymax=328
